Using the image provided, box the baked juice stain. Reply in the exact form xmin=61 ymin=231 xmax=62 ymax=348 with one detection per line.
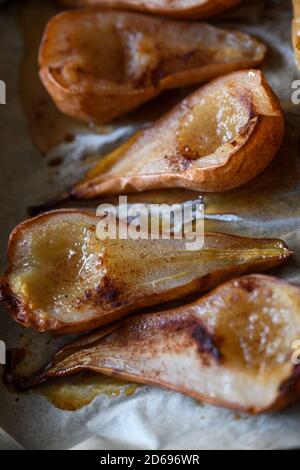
xmin=34 ymin=373 xmax=139 ymax=411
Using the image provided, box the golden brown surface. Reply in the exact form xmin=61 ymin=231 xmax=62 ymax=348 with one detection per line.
xmin=60 ymin=70 xmax=284 ymax=199
xmin=0 ymin=210 xmax=292 ymax=334
xmin=58 ymin=0 xmax=241 ymax=19
xmin=15 ymin=275 xmax=300 ymax=414
xmin=293 ymin=1 xmax=300 ymax=69
xmin=39 ymin=8 xmax=266 ymax=124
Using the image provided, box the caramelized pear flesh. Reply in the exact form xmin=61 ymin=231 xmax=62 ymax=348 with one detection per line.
xmin=0 ymin=210 xmax=291 ymax=334
xmin=16 ymin=275 xmax=300 ymax=414
xmin=293 ymin=1 xmax=300 ymax=69
xmin=58 ymin=0 xmax=241 ymax=19
xmin=66 ymin=70 xmax=283 ymax=200
xmin=39 ymin=9 xmax=266 ymax=123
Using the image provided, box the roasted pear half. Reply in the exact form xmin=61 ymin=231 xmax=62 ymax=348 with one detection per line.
xmin=39 ymin=70 xmax=283 ymax=209
xmin=58 ymin=0 xmax=241 ymax=19
xmin=0 ymin=210 xmax=291 ymax=334
xmin=15 ymin=275 xmax=300 ymax=414
xmin=293 ymin=1 xmax=300 ymax=70
xmin=39 ymin=9 xmax=266 ymax=123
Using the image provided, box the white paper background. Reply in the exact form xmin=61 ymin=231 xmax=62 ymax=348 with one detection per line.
xmin=1 ymin=0 xmax=300 ymax=450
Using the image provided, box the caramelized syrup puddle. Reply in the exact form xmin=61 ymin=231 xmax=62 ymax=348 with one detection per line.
xmin=34 ymin=373 xmax=139 ymax=411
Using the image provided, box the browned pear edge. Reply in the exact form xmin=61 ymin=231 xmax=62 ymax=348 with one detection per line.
xmin=71 ymin=70 xmax=284 ymax=197
xmin=29 ymin=70 xmax=283 ymax=215
xmin=59 ymin=0 xmax=241 ymax=19
xmin=0 ymin=209 xmax=292 ymax=334
xmin=38 ymin=8 xmax=266 ymax=124
xmin=9 ymin=274 xmax=300 ymax=415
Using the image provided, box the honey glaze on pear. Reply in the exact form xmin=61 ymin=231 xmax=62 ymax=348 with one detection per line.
xmin=1 ymin=210 xmax=292 ymax=333
xmin=39 ymin=9 xmax=266 ymax=123
xmin=177 ymin=87 xmax=256 ymax=160
xmin=15 ymin=275 xmax=300 ymax=414
xmin=199 ymin=276 xmax=300 ymax=372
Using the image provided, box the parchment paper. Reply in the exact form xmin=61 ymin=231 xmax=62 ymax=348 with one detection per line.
xmin=1 ymin=0 xmax=300 ymax=450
